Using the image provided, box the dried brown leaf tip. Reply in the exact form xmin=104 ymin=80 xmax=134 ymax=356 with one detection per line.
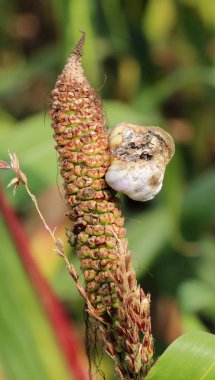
xmin=0 ymin=152 xmax=27 ymax=195
xmin=0 ymin=160 xmax=11 ymax=170
xmin=50 ymin=32 xmax=154 ymax=379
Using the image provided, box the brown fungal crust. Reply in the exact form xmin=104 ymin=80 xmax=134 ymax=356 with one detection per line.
xmin=50 ymin=33 xmax=153 ymax=379
xmin=109 ymin=123 xmax=175 ymax=164
xmin=148 ymin=174 xmax=160 ymax=187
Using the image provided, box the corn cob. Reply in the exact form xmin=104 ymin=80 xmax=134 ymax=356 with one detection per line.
xmin=50 ymin=32 xmax=153 ymax=379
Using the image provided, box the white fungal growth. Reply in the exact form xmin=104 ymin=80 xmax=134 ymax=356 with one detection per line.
xmin=105 ymin=122 xmax=175 ymax=202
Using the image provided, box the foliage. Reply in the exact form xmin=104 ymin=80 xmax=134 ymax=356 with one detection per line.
xmin=0 ymin=215 xmax=72 ymax=380
xmin=145 ymin=331 xmax=215 ymax=379
xmin=0 ymin=0 xmax=215 ymax=379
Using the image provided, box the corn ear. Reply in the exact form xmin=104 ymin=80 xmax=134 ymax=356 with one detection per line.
xmin=50 ymin=32 xmax=153 ymax=379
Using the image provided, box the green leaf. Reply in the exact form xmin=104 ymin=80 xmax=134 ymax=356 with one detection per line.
xmin=178 ymin=279 xmax=215 ymax=313
xmin=101 ymin=0 xmax=131 ymax=52
xmin=181 ymin=169 xmax=215 ymax=239
xmin=0 ymin=107 xmax=15 ymax=130
xmin=104 ymin=100 xmax=161 ymax=128
xmin=0 ymin=113 xmax=57 ymax=209
xmin=134 ymin=66 xmax=215 ymax=112
xmin=145 ymin=332 xmax=215 ymax=380
xmin=181 ymin=313 xmax=207 ymax=333
xmin=43 ymin=1 xmax=101 ymax=85
xmin=197 ymin=238 xmax=215 ymax=290
xmin=142 ymin=0 xmax=177 ymax=43
xmin=0 ymin=45 xmax=58 ymax=97
xmin=126 ymin=208 xmax=172 ymax=274
xmin=0 ymin=216 xmax=72 ymax=380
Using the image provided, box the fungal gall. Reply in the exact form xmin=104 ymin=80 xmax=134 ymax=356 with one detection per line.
xmin=105 ymin=122 xmax=175 ymax=201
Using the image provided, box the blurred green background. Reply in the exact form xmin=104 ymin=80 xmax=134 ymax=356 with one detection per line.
xmin=0 ymin=0 xmax=215 ymax=379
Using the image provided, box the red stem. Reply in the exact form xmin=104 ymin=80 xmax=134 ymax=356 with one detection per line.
xmin=0 ymin=184 xmax=88 ymax=380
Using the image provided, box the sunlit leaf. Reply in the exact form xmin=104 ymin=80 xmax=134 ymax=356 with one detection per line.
xmin=142 ymin=0 xmax=176 ymax=43
xmin=145 ymin=332 xmax=215 ymax=379
xmin=64 ymin=0 xmax=100 ymax=85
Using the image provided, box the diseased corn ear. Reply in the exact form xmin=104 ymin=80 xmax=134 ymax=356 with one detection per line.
xmin=105 ymin=122 xmax=175 ymax=201
xmin=50 ymin=34 xmax=154 ymax=379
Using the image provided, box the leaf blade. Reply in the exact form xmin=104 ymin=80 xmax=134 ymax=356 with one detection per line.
xmin=145 ymin=332 xmax=215 ymax=380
